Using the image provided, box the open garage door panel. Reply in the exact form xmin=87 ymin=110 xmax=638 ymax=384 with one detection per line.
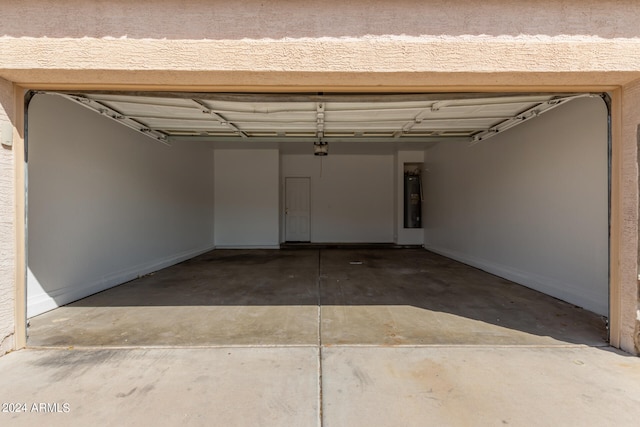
xmin=48 ymin=91 xmax=595 ymax=147
xmin=26 ymin=91 xmax=609 ymax=347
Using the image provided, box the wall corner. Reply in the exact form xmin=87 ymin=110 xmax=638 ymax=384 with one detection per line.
xmin=0 ymin=77 xmax=19 ymax=356
xmin=614 ymin=81 xmax=640 ymax=355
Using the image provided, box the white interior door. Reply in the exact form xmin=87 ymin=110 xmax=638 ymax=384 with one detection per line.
xmin=285 ymin=177 xmax=311 ymax=242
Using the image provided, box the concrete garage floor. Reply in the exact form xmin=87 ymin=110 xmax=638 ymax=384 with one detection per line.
xmin=28 ymin=249 xmax=607 ymax=347
xmin=5 ymin=249 xmax=633 ymax=426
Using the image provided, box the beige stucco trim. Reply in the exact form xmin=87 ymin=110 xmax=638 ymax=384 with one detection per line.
xmin=2 ymin=38 xmax=640 ymax=74
xmin=0 ymin=78 xmax=16 ymax=355
xmin=619 ymin=80 xmax=640 ymax=353
xmin=13 ymin=85 xmax=25 ymax=350
xmin=2 ymin=72 xmax=638 ymax=92
xmin=609 ymin=88 xmax=623 ymax=348
xmin=22 ymin=83 xmax=621 ymax=94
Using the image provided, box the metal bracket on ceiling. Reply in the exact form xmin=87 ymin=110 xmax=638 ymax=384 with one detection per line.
xmin=56 ymin=93 xmax=171 ymax=146
xmin=396 ymin=102 xmax=448 ymax=138
xmin=192 ymin=99 xmax=247 ymax=138
xmin=313 ymin=103 xmax=329 ymax=155
xmin=469 ymin=94 xmax=597 ymax=146
xmin=316 ymin=102 xmax=325 ymax=139
xmin=431 ymin=101 xmax=446 ymax=112
xmin=396 ymin=114 xmax=421 ymax=138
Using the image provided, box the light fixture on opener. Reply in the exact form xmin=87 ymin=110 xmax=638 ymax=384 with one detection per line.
xmin=314 ymin=139 xmax=328 ymax=156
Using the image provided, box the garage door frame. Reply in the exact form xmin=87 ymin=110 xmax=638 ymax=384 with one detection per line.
xmin=11 ymin=83 xmax=626 ymax=351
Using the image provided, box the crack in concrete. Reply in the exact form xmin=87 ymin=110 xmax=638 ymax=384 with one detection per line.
xmin=317 ymin=249 xmax=324 ymax=427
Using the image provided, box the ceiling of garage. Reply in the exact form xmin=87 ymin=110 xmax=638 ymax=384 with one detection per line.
xmin=46 ymin=91 xmax=595 ymax=152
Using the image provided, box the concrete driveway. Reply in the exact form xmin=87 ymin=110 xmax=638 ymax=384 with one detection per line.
xmin=0 ymin=345 xmax=639 ymax=426
xmin=8 ymin=250 xmax=638 ymax=426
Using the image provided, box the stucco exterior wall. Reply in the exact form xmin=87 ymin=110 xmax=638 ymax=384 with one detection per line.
xmin=621 ymin=80 xmax=640 ymax=353
xmin=1 ymin=1 xmax=640 ymax=87
xmin=0 ymin=78 xmax=15 ymax=355
xmin=4 ymin=0 xmax=640 ymax=40
xmin=0 ymin=0 xmax=638 ymax=354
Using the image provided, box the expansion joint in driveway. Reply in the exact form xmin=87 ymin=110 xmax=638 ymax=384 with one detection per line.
xmin=317 ymin=249 xmax=324 ymax=427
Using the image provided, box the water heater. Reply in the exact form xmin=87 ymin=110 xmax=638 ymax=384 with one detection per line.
xmin=404 ymin=172 xmax=422 ymax=228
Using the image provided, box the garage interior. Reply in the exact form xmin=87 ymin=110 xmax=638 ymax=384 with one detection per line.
xmin=25 ymin=91 xmax=610 ymax=347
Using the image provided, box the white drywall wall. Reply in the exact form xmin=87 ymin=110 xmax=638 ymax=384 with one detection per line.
xmin=396 ymin=151 xmax=425 ymax=245
xmin=281 ymin=154 xmax=394 ymax=242
xmin=214 ymin=149 xmax=280 ymax=248
xmin=424 ymin=96 xmax=608 ymax=315
xmin=27 ymin=94 xmax=215 ymax=317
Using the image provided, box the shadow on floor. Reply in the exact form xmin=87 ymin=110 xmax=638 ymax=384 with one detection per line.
xmin=27 ymin=249 xmax=608 ymax=347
